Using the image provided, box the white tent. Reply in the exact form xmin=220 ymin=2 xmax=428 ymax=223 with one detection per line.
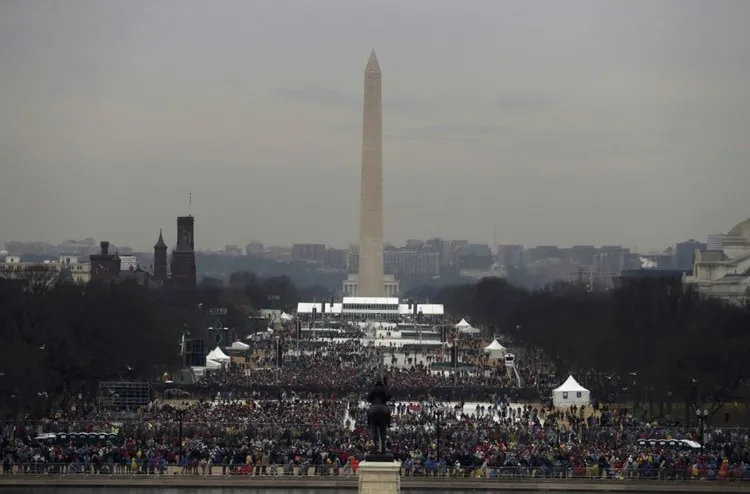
xmin=552 ymin=375 xmax=591 ymax=407
xmin=459 ymin=326 xmax=480 ymax=334
xmin=280 ymin=312 xmax=293 ymax=321
xmin=456 ymin=319 xmax=479 ymax=334
xmin=455 ymin=318 xmax=471 ymax=329
xmin=205 ymin=358 xmax=222 ymax=370
xmin=484 ymin=339 xmax=506 ymax=359
xmin=207 ymin=346 xmax=231 ymax=362
xmin=229 ymin=340 xmax=249 ymax=350
xmin=267 ymin=327 xmax=274 ymax=333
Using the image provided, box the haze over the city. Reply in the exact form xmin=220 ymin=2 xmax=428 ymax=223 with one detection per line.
xmin=1 ymin=0 xmax=748 ymax=252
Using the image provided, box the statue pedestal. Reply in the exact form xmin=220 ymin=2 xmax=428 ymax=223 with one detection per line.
xmin=358 ymin=459 xmax=401 ymax=494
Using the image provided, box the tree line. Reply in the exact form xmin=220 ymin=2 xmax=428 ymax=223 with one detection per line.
xmin=1 ymin=267 xmax=748 ymax=417
xmin=0 ymin=273 xmax=181 ymax=417
xmin=0 ymin=269 xmax=319 ymax=415
xmin=435 ymin=277 xmax=750 ymax=412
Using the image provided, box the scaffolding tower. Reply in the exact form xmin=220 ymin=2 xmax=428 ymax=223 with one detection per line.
xmin=98 ymin=381 xmax=152 ymax=409
xmin=504 ymin=354 xmax=522 ymax=387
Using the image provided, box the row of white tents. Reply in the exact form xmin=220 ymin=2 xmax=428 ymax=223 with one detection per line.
xmin=478 ymin=336 xmax=591 ymax=407
xmin=205 ymin=346 xmax=231 ymax=370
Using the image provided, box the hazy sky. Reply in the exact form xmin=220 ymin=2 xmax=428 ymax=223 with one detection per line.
xmin=2 ymin=0 xmax=749 ymax=252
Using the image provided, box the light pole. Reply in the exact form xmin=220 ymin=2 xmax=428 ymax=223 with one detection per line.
xmin=435 ymin=409 xmax=444 ymax=463
xmin=176 ymin=409 xmax=185 ymax=466
xmin=275 ymin=336 xmax=281 ymax=385
xmin=696 ymin=408 xmax=708 ymax=452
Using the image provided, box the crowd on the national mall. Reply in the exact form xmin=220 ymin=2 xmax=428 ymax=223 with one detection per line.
xmin=2 ymin=340 xmax=750 ymax=481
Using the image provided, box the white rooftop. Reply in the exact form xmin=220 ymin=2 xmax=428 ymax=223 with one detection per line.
xmin=343 ymin=297 xmax=399 ymax=304
xmin=296 ymin=298 xmax=444 ymax=316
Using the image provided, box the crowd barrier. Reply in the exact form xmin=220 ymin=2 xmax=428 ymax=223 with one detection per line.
xmin=8 ymin=419 xmax=746 ymax=437
xmin=2 ymin=463 xmax=749 ymax=481
xmin=151 ymin=383 xmax=545 ymax=402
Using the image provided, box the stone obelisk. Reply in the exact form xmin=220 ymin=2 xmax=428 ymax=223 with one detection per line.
xmin=358 ymin=50 xmax=384 ymax=297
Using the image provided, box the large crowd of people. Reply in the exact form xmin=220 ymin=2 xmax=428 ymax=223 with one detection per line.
xmin=2 ymin=335 xmax=749 ymax=481
xmin=3 ymin=394 xmax=750 ymax=480
xmin=196 ymin=339 xmax=555 ymax=401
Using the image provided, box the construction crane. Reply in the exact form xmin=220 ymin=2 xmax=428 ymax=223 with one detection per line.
xmin=504 ymin=353 xmax=522 ymax=387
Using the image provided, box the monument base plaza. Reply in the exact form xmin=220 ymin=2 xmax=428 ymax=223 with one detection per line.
xmin=358 ymin=460 xmax=401 ymax=494
xmin=0 ymin=476 xmax=743 ymax=492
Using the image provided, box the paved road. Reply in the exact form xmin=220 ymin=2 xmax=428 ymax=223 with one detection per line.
xmin=0 ymin=476 xmax=746 ymax=492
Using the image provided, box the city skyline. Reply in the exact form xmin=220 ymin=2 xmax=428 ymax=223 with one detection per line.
xmin=1 ymin=1 xmax=749 ymax=252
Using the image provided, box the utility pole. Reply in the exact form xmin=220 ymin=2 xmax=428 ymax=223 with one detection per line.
xmin=275 ymin=336 xmax=281 ymax=385
xmin=435 ymin=409 xmax=443 ymax=463
xmin=177 ymin=409 xmax=185 ymax=464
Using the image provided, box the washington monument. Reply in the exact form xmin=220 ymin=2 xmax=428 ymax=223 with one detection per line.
xmin=358 ymin=50 xmax=385 ymax=297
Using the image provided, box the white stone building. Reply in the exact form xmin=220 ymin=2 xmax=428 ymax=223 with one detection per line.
xmin=0 ymin=255 xmax=91 ymax=284
xmin=342 ymin=273 xmax=399 ymax=297
xmin=684 ymin=218 xmax=750 ymax=304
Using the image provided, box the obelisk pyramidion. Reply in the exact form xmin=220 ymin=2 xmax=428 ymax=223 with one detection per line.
xmin=358 ymin=50 xmax=385 ymax=297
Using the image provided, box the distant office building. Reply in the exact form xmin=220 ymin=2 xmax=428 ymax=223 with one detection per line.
xmin=594 ymin=246 xmax=630 ymax=274
xmin=569 ymin=245 xmax=596 ymax=266
xmin=292 ymin=243 xmax=327 ymax=263
xmin=386 ymin=249 xmax=440 ymax=277
xmin=347 ymin=246 xmax=359 ymax=273
xmin=347 ymin=248 xmax=440 ymax=277
xmin=675 ymin=239 xmax=706 ymax=270
xmin=457 ymin=243 xmax=493 ymax=271
xmin=638 ymin=253 xmax=675 ymax=269
xmin=497 ymin=244 xmax=524 ymax=268
xmin=223 ymin=245 xmax=244 ymax=256
xmin=245 ymin=242 xmax=264 ymax=255
xmin=324 ymin=248 xmax=348 ymax=270
xmin=528 ymin=246 xmax=561 ymax=263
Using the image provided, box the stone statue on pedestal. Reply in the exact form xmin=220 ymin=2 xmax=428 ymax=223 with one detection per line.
xmin=366 ymin=374 xmax=393 ymax=460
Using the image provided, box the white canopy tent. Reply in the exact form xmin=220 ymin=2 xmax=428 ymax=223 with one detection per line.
xmin=455 ymin=318 xmax=471 ymax=329
xmin=229 ymin=340 xmax=249 ymax=350
xmin=207 ymin=346 xmax=231 ymax=362
xmin=552 ymin=375 xmax=591 ymax=407
xmin=459 ymin=326 xmax=480 ymax=335
xmin=205 ymin=358 xmax=222 ymax=370
xmin=484 ymin=339 xmax=506 ymax=359
xmin=456 ymin=318 xmax=480 ymax=334
xmin=280 ymin=312 xmax=293 ymax=321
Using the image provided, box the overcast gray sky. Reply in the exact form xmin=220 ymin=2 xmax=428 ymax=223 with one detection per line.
xmin=1 ymin=0 xmax=749 ymax=252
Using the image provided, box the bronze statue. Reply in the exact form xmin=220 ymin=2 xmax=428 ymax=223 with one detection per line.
xmin=366 ymin=374 xmax=392 ymax=456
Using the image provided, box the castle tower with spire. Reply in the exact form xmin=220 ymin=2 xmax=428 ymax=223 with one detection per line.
xmin=153 ymin=229 xmax=168 ymax=281
xmin=171 ymin=215 xmax=196 ymax=288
